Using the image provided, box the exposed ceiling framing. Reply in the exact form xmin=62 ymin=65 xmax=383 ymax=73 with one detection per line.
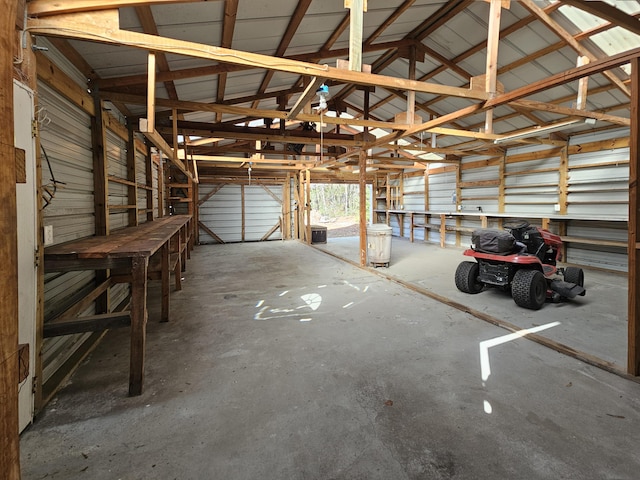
xmin=26 ymin=0 xmax=640 ymax=180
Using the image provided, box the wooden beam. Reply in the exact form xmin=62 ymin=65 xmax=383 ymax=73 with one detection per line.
xmin=215 ymin=0 xmax=238 ymax=121
xmin=146 ymin=52 xmax=156 ymax=132
xmin=287 ymin=77 xmax=326 ymax=120
xmin=629 ymin=57 xmax=640 ymax=376
xmin=563 ymin=0 xmax=640 ymax=37
xmin=260 ymin=221 xmax=281 ymax=241
xmin=1 ymin=0 xmax=20 ymax=475
xmin=510 ymin=99 xmax=629 ymax=126
xmin=359 ymin=150 xmax=367 ymax=266
xmin=347 ymin=0 xmax=365 ymax=71
xmin=484 ymin=45 xmax=640 ymax=109
xmin=27 ymin=0 xmax=218 ymax=16
xmin=520 ymin=0 xmax=630 ymax=97
xmin=28 ymin=12 xmax=488 ymax=100
xmin=198 ymin=220 xmax=225 ymax=244
xmin=576 ymin=56 xmax=590 ymax=109
xmin=484 ymin=0 xmax=505 ymax=133
xmin=101 ymin=90 xmax=408 ymax=131
xmin=43 ymin=312 xmax=131 ymax=337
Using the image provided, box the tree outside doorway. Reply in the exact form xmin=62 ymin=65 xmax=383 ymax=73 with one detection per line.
xmin=309 ymin=184 xmax=370 ymax=237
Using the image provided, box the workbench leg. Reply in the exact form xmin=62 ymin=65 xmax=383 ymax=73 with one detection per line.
xmin=161 ymin=243 xmax=169 ymax=323
xmin=129 ymin=257 xmax=148 ymax=396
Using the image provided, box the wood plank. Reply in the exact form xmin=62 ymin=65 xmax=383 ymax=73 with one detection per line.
xmin=49 ymin=279 xmax=113 ymax=324
xmin=43 ymin=312 xmax=131 ymax=337
xmin=359 ymin=150 xmax=367 ymax=266
xmin=485 ymin=45 xmax=640 ymax=109
xmin=629 ymin=57 xmax=640 ymax=376
xmin=128 ymin=256 xmax=148 ymax=396
xmin=198 ymin=221 xmax=225 ymax=244
xmin=27 ymin=0 xmax=215 ymax=16
xmin=287 ymin=77 xmax=326 ymax=119
xmin=36 ymin=52 xmax=95 ymax=115
xmin=1 ymin=0 xmax=20 ymax=474
xmin=28 ymin=12 xmax=488 ymax=100
xmin=347 ymin=0 xmax=364 ymax=72
xmin=561 ymin=236 xmax=627 ymax=249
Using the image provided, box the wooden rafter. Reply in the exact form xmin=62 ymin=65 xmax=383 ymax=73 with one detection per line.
xmin=563 ymin=0 xmax=640 ymax=37
xmin=251 ymin=0 xmax=312 ymax=109
xmin=27 ymin=0 xmax=219 ymax=16
xmin=28 ymin=11 xmax=486 ymax=100
xmin=216 ymin=0 xmax=238 ymax=122
xmin=520 ymin=0 xmax=631 ymax=97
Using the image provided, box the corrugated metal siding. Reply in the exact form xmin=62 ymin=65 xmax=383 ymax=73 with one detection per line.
xmin=564 ymin=220 xmax=627 ymax=272
xmin=245 ymin=185 xmax=283 ymax=241
xmin=403 ymin=175 xmax=425 ymax=241
xmin=428 ymin=170 xmax=456 ymax=244
xmin=106 ymin=129 xmax=130 ymax=231
xmin=199 ymin=184 xmax=283 ymax=243
xmin=460 ymin=159 xmax=500 ymax=213
xmin=568 ymin=129 xmax=629 ymax=219
xmin=39 ymin=43 xmax=139 ymax=394
xmin=504 ymin=151 xmax=561 ymax=217
xmin=136 ymin=145 xmax=150 ymax=222
xmin=199 ymin=185 xmax=243 ymax=243
xmin=39 ymin=77 xmax=96 ymax=387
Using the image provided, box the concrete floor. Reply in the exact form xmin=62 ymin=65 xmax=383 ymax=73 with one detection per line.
xmin=20 ymin=239 xmax=640 ymax=479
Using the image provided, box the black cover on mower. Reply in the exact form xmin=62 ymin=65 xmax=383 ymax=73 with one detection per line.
xmin=472 ymin=229 xmax=515 ymax=255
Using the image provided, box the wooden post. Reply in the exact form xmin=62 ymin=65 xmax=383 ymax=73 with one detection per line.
xmin=91 ymin=89 xmax=109 ymax=315
xmin=126 ymin=121 xmax=139 ymax=227
xmin=292 ymin=174 xmax=299 ymax=239
xmin=628 ymin=57 xmax=640 ymax=376
xmin=559 ymin=145 xmax=569 ymax=215
xmin=498 ymin=154 xmax=506 ymax=213
xmin=145 ymin=139 xmax=154 ymax=222
xmin=128 ymin=257 xmax=148 ymax=396
xmin=91 ymin=90 xmax=109 ymax=236
xmin=160 ymin=243 xmax=170 ymax=322
xmin=576 ymin=56 xmax=589 ymax=109
xmin=407 ymin=46 xmax=416 ymax=124
xmin=484 ymin=0 xmax=507 ymax=133
xmin=305 ymin=169 xmax=311 ymax=244
xmin=346 ymin=0 xmax=365 ymax=72
xmin=1 ymin=0 xmax=21 ymax=476
xmin=359 ymin=150 xmax=367 ymax=266
xmin=283 ymin=173 xmax=291 ymax=239
xmin=147 ymin=52 xmax=156 ymax=132
xmin=409 ymin=212 xmax=414 ymax=243
xmin=241 ymin=184 xmax=245 ymax=242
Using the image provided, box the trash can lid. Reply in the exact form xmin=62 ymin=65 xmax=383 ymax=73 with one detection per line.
xmin=367 ymin=223 xmax=392 ymax=232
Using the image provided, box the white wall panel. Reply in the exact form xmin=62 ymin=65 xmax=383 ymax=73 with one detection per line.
xmin=244 ymin=185 xmax=283 ymax=241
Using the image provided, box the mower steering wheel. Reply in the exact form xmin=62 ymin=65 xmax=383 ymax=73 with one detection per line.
xmin=504 ymin=219 xmax=530 ymax=231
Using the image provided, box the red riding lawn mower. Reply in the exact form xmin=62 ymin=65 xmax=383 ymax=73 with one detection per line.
xmin=454 ymin=219 xmax=586 ymax=310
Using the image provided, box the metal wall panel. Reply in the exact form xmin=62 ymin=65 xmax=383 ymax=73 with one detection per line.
xmin=39 ymin=75 xmax=98 ymax=389
xmin=199 ymin=184 xmax=283 ymax=243
xmin=428 ymin=171 xmax=456 ymax=244
xmin=199 ymin=185 xmax=243 ymax=243
xmin=460 ymin=162 xmax=500 ymax=213
xmin=106 ymin=129 xmax=130 ymax=231
xmin=136 ymin=145 xmax=150 ymax=222
xmin=244 ymin=185 xmax=283 ymax=241
xmin=39 ymin=43 xmax=140 ymax=398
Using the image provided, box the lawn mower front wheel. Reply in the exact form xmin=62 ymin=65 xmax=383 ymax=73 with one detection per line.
xmin=455 ymin=261 xmax=484 ymax=294
xmin=512 ymin=269 xmax=546 ymax=310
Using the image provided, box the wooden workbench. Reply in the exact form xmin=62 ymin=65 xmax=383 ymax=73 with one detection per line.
xmin=44 ymin=215 xmax=192 ymax=396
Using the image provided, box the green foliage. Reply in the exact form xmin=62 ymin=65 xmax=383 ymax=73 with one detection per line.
xmin=310 ymin=184 xmax=370 ymax=219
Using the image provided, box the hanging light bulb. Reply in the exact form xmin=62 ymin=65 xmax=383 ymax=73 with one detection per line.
xmin=316 ymin=84 xmax=329 ymax=111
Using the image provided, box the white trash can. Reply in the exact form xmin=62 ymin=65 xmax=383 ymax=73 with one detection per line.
xmin=367 ymin=224 xmax=392 ymax=267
